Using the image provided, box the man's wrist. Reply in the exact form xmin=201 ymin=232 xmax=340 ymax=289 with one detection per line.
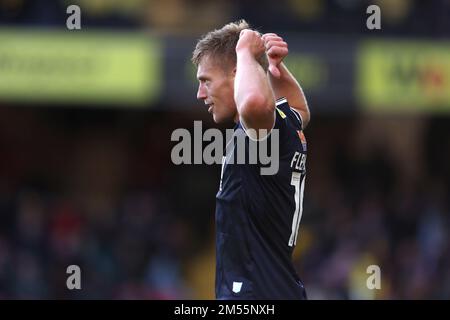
xmin=236 ymin=48 xmax=256 ymax=60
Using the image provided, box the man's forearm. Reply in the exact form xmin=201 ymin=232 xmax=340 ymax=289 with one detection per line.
xmin=234 ymin=50 xmax=275 ymax=130
xmin=268 ymin=62 xmax=310 ymax=127
xmin=235 ymin=51 xmax=273 ymax=112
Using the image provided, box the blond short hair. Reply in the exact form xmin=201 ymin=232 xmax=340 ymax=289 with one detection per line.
xmin=192 ymin=19 xmax=268 ymax=72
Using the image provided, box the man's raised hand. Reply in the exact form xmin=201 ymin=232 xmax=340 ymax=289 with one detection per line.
xmin=236 ymin=29 xmax=266 ymax=59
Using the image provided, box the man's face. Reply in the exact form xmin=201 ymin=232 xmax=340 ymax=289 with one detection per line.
xmin=196 ymin=56 xmax=237 ymax=124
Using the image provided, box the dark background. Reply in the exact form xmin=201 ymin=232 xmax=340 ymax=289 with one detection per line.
xmin=0 ymin=0 xmax=449 ymax=299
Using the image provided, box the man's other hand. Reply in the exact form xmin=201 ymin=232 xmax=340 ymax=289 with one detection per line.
xmin=262 ymin=33 xmax=289 ymax=78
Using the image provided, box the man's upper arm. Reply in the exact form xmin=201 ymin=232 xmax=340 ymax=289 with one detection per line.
xmin=283 ymin=90 xmax=310 ymax=129
xmin=294 ymin=108 xmax=310 ymax=130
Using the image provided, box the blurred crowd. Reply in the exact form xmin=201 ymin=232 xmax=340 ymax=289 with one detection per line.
xmin=0 ymin=106 xmax=449 ymax=299
xmin=296 ymin=116 xmax=450 ymax=299
xmin=0 ymin=0 xmax=449 ymax=37
xmin=0 ymin=106 xmax=219 ymax=299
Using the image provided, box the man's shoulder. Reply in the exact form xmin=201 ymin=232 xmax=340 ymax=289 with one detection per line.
xmin=274 ymin=97 xmax=303 ymax=131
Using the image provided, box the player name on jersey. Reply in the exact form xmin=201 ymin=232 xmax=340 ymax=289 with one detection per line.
xmin=290 ymin=151 xmax=306 ymax=172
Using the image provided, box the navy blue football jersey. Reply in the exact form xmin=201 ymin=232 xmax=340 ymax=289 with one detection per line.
xmin=215 ymin=97 xmax=307 ymax=300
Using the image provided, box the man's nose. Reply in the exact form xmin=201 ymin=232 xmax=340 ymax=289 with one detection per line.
xmin=197 ymin=84 xmax=207 ymax=100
